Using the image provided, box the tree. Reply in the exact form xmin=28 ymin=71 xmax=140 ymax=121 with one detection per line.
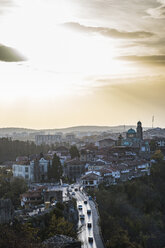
xmin=6 ymin=177 xmax=28 ymax=207
xmin=152 ymin=150 xmax=164 ymax=162
xmin=48 ymin=154 xmax=63 ymax=182
xmin=149 ymin=140 xmax=157 ymax=151
xmin=69 ymin=146 xmax=80 ymax=159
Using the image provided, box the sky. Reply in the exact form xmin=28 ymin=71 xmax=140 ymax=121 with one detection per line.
xmin=0 ymin=0 xmax=165 ymax=129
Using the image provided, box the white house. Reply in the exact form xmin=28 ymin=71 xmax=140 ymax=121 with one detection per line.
xmin=81 ymin=172 xmax=100 ymax=188
xmin=12 ymin=161 xmax=34 ymax=182
xmin=12 ymin=157 xmax=50 ymax=182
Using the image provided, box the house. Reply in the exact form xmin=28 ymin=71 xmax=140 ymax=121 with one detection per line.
xmin=12 ymin=156 xmax=50 ymax=183
xmin=95 ymin=138 xmax=116 ymax=148
xmin=80 ymin=149 xmax=95 ymax=162
xmin=65 ymin=159 xmax=85 ymax=180
xmin=12 ymin=161 xmax=34 ymax=182
xmin=21 ymin=190 xmax=44 ymax=208
xmin=81 ymin=172 xmax=100 ymax=188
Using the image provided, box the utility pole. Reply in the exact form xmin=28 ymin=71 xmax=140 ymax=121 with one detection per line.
xmin=152 ymin=115 xmax=154 ymax=129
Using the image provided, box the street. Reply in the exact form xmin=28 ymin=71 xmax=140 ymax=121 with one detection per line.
xmin=70 ymin=185 xmax=105 ymax=248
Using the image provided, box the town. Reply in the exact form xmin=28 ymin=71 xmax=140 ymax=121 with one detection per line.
xmin=0 ymin=121 xmax=165 ymax=247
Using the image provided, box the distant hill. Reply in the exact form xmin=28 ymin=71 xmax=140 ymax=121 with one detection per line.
xmin=0 ymin=125 xmax=145 ymax=135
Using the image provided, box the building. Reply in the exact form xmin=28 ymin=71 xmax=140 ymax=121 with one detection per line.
xmin=81 ymin=172 xmax=100 ymax=188
xmin=12 ymin=157 xmax=50 ymax=183
xmin=80 ymin=149 xmax=96 ymax=162
xmin=95 ymin=138 xmax=116 ymax=148
xmin=65 ymin=159 xmax=85 ymax=180
xmin=117 ymin=121 xmax=150 ymax=158
xmin=65 ymin=133 xmax=75 ymax=143
xmin=12 ymin=161 xmax=34 ymax=182
xmin=21 ymin=190 xmax=44 ymax=208
xmin=35 ymin=134 xmax=62 ymax=145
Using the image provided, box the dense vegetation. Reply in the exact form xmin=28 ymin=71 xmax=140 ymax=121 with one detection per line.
xmin=94 ymin=161 xmax=165 ymax=248
xmin=69 ymin=145 xmax=80 ymax=159
xmin=0 ymin=138 xmax=53 ymax=163
xmin=48 ymin=154 xmax=63 ymax=181
xmin=0 ymin=202 xmax=77 ymax=248
xmin=0 ymin=170 xmax=27 ymax=208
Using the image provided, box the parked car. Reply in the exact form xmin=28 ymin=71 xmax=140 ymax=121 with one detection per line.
xmin=88 ymin=237 xmax=93 ymax=243
xmin=84 ymin=200 xmax=87 ymax=204
xmin=72 ymin=192 xmax=75 ymax=195
xmin=74 ymin=188 xmax=78 ymax=191
xmin=88 ymin=196 xmax=92 ymax=200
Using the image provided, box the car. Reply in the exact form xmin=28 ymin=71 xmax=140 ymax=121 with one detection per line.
xmin=87 ymin=209 xmax=91 ymax=215
xmin=84 ymin=200 xmax=87 ymax=204
xmin=88 ymin=196 xmax=92 ymax=200
xmin=74 ymin=188 xmax=78 ymax=191
xmin=87 ymin=223 xmax=92 ymax=228
xmin=62 ymin=183 xmax=69 ymax=187
xmin=78 ymin=205 xmax=82 ymax=210
xmin=88 ymin=237 xmax=93 ymax=243
xmin=72 ymin=192 xmax=75 ymax=195
xmin=71 ymin=185 xmax=74 ymax=188
xmin=68 ymin=189 xmax=72 ymax=192
xmin=79 ymin=214 xmax=85 ymax=220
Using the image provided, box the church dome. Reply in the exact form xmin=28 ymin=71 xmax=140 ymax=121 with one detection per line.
xmin=127 ymin=128 xmax=136 ymax=134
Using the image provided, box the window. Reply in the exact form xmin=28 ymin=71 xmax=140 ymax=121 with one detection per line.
xmin=25 ymin=167 xmax=29 ymax=173
xmin=25 ymin=174 xmax=29 ymax=179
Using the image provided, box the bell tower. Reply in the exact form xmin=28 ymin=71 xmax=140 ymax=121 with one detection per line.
xmin=136 ymin=121 xmax=143 ymax=140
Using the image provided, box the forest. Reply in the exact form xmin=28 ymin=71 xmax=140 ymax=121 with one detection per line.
xmin=0 ymin=138 xmax=53 ymax=163
xmin=94 ymin=161 xmax=165 ymax=248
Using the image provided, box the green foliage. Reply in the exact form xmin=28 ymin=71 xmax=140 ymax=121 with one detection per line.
xmin=149 ymin=140 xmax=157 ymax=152
xmin=48 ymin=154 xmax=63 ymax=182
xmin=152 ymin=150 xmax=164 ymax=162
xmin=48 ymin=215 xmax=76 ymax=238
xmin=95 ymin=161 xmax=165 ymax=248
xmin=0 ymin=201 xmax=78 ymax=247
xmin=0 ymin=176 xmax=27 ymax=208
xmin=0 ymin=221 xmax=41 ymax=248
xmin=69 ymin=146 xmax=80 ymax=159
xmin=29 ymin=201 xmax=77 ymax=241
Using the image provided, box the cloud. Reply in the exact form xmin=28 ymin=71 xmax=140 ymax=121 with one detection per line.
xmin=63 ymin=22 xmax=154 ymax=39
xmin=0 ymin=0 xmax=15 ymax=14
xmin=116 ymin=55 xmax=165 ymax=65
xmin=0 ymin=44 xmax=26 ymax=62
xmin=93 ymin=75 xmax=165 ymax=110
xmin=146 ymin=0 xmax=165 ymax=19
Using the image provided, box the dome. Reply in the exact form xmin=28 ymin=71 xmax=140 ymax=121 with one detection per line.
xmin=127 ymin=128 xmax=136 ymax=134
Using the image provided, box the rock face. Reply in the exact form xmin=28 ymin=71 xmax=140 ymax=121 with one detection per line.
xmin=43 ymin=234 xmax=81 ymax=248
xmin=0 ymin=199 xmax=14 ymax=224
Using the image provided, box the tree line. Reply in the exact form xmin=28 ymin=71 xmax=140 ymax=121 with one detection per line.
xmin=0 ymin=138 xmax=53 ymax=163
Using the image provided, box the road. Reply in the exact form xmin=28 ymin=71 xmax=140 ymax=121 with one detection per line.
xmin=70 ymin=185 xmax=105 ymax=248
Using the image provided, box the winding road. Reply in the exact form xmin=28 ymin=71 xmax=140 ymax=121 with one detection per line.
xmin=70 ymin=185 xmax=105 ymax=248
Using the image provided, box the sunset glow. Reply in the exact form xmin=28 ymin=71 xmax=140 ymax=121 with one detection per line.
xmin=0 ymin=0 xmax=165 ymax=128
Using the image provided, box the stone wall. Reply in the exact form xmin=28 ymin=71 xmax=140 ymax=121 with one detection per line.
xmin=44 ymin=190 xmax=63 ymax=203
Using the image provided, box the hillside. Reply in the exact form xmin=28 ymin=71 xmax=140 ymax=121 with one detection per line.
xmin=0 ymin=125 xmax=150 ymax=135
